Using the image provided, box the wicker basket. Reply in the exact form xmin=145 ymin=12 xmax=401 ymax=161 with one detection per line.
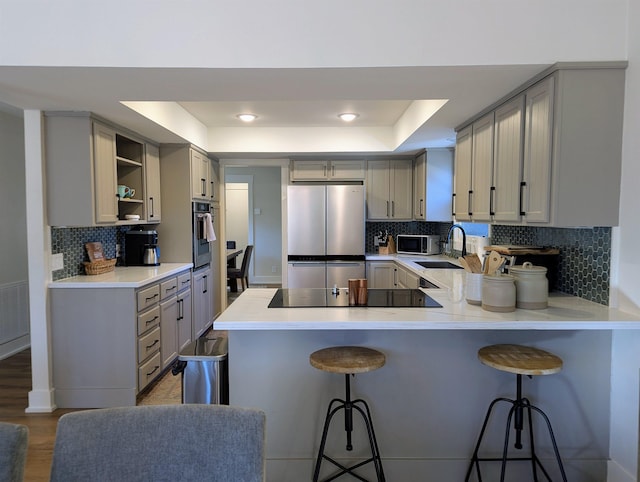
xmin=84 ymin=258 xmax=116 ymax=275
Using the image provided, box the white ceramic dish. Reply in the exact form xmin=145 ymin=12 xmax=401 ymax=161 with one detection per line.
xmin=125 ymin=214 xmax=140 ymax=220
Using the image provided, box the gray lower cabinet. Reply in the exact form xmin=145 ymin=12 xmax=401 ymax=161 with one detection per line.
xmin=366 ymin=261 xmax=398 ymax=288
xmin=50 ymin=268 xmax=191 ymax=408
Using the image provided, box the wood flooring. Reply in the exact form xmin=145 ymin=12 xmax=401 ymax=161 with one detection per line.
xmin=0 ymin=349 xmax=80 ymax=481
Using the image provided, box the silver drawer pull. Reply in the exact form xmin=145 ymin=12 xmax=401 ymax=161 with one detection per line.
xmin=145 ymin=339 xmax=159 ymax=350
xmin=145 ymin=316 xmax=159 ymax=325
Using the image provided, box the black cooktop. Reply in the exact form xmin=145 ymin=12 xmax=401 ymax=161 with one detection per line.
xmin=268 ymin=288 xmax=442 ymax=308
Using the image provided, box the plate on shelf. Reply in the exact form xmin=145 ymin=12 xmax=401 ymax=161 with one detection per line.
xmin=125 ymin=214 xmax=140 ymax=220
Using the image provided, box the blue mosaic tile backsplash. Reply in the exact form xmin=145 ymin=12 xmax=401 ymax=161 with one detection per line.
xmin=490 ymin=225 xmax=611 ymax=305
xmin=51 ymin=226 xmax=129 ymax=280
xmin=54 ymin=222 xmax=611 ymax=305
xmin=367 ymin=222 xmax=611 ymax=305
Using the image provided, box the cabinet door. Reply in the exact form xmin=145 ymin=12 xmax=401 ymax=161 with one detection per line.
xmin=453 ymin=126 xmax=472 ymax=221
xmin=523 ymin=76 xmax=554 ymax=223
xmin=366 ymin=160 xmax=391 ymax=219
xmin=177 ymin=288 xmax=192 ymax=353
xmin=329 ymin=160 xmax=365 ymax=180
xmin=160 ymin=296 xmax=178 ymax=369
xmin=210 ymin=160 xmax=220 ymax=203
xmin=470 ymin=113 xmax=494 ymax=221
xmin=92 ymin=122 xmax=119 ymax=223
xmin=290 ymin=160 xmax=328 ymax=180
xmin=366 ymin=262 xmax=397 ymax=289
xmin=145 ymin=143 xmax=162 ymax=222
xmin=390 ymin=160 xmax=413 ymax=220
xmin=190 ymin=149 xmax=209 ymax=200
xmin=413 ymin=152 xmax=426 ymax=220
xmin=493 ymin=96 xmax=524 ymax=222
xmin=193 ymin=269 xmax=212 ymax=339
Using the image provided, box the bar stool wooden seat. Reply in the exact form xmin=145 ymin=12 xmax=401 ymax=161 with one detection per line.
xmin=465 ymin=344 xmax=568 ymax=482
xmin=310 ymin=346 xmax=386 ymax=482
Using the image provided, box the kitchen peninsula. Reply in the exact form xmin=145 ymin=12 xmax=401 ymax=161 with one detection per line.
xmin=216 ymin=283 xmax=640 ymax=482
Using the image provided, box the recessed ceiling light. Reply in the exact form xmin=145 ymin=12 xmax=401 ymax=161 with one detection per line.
xmin=338 ymin=113 xmax=359 ymax=122
xmin=237 ymin=113 xmax=257 ymax=122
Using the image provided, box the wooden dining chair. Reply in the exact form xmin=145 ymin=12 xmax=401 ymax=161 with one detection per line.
xmin=228 ymin=245 xmax=254 ymax=291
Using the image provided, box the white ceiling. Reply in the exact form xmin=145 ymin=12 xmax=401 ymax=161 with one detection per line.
xmin=0 ymin=64 xmax=550 ymax=157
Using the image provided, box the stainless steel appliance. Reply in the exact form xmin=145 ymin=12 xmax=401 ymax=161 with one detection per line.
xmin=396 ymin=234 xmax=440 ymax=255
xmin=192 ymin=201 xmax=212 ymax=269
xmin=125 ymin=228 xmax=160 ymax=266
xmin=287 ymin=184 xmax=365 ymax=288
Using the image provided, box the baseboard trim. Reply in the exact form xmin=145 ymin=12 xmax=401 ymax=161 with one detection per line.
xmin=0 ymin=335 xmax=30 ymax=361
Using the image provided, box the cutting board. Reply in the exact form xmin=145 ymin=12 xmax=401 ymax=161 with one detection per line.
xmin=485 ymin=245 xmax=560 ymax=255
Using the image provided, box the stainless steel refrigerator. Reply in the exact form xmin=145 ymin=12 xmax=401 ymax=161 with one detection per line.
xmin=287 ymin=184 xmax=365 ymax=288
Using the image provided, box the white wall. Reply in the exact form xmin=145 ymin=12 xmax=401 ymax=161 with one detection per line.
xmin=0 ymin=109 xmax=27 ymax=284
xmin=0 ymin=108 xmax=30 ymax=359
xmin=608 ymin=2 xmax=640 ymax=481
xmin=0 ymin=1 xmax=627 ymax=68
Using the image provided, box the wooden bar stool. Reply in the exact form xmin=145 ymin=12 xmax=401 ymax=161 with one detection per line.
xmin=310 ymin=346 xmax=386 ymax=482
xmin=465 ymin=344 xmax=568 ymax=482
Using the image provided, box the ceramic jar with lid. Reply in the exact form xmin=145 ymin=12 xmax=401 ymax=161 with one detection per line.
xmin=510 ymin=262 xmax=548 ymax=309
xmin=481 ymin=274 xmax=516 ymax=312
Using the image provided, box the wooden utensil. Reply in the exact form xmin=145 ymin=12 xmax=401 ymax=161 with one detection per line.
xmin=464 ymin=254 xmax=484 ymax=274
xmin=484 ymin=250 xmax=503 ymax=275
xmin=458 ymin=257 xmax=472 ymax=272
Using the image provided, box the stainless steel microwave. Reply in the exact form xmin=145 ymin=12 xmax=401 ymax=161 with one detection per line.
xmin=396 ymin=234 xmax=440 ymax=255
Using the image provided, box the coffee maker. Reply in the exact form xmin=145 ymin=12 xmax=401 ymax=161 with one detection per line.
xmin=125 ymin=228 xmax=160 ymax=266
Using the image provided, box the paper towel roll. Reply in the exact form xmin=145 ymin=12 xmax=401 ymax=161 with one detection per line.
xmin=476 ymin=236 xmax=491 ymax=260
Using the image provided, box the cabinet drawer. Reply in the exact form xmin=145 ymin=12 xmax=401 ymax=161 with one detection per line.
xmin=138 ymin=351 xmax=162 ymax=392
xmin=160 ymin=277 xmax=179 ymax=300
xmin=177 ymin=272 xmax=191 ymax=292
xmin=137 ymin=285 xmax=160 ymax=312
xmin=138 ymin=326 xmax=161 ymax=364
xmin=137 ymin=305 xmax=160 ymax=335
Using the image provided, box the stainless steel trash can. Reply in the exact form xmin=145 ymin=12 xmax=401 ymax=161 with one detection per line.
xmin=175 ymin=336 xmax=229 ymax=404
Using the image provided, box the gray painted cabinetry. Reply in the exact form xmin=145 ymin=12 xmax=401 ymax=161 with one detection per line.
xmin=453 ymin=64 xmax=625 ymax=227
xmin=50 ymin=267 xmax=191 ymax=408
xmin=45 ymin=112 xmax=161 ymax=226
xmin=366 ymin=159 xmax=413 ymax=220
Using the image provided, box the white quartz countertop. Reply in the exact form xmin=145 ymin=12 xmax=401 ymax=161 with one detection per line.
xmin=215 ymin=288 xmax=640 ymax=330
xmin=48 ymin=263 xmax=193 ymax=289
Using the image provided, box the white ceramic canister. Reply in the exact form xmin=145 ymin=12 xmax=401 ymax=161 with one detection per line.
xmin=481 ymin=274 xmax=516 ymax=312
xmin=465 ymin=272 xmax=483 ymax=305
xmin=510 ymin=261 xmax=548 ymax=309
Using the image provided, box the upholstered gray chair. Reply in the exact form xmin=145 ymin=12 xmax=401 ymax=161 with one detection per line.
xmin=0 ymin=421 xmax=28 ymax=482
xmin=50 ymin=404 xmax=266 ymax=482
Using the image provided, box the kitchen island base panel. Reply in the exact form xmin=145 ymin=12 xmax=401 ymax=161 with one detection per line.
xmin=227 ymin=329 xmax=610 ymax=482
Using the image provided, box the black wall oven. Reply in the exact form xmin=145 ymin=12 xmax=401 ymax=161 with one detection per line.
xmin=192 ymin=202 xmax=212 ymax=269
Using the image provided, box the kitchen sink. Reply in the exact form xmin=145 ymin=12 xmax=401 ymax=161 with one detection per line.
xmin=415 ymin=261 xmax=463 ymax=269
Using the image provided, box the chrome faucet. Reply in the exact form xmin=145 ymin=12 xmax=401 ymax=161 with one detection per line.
xmin=446 ymin=224 xmax=467 ymax=257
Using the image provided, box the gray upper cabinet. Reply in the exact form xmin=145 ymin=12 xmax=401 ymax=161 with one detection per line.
xmin=454 ymin=63 xmax=625 ymax=227
xmin=144 ymin=143 xmax=162 ymax=223
xmin=290 ymin=160 xmax=365 ymax=181
xmin=366 ymin=159 xmax=413 ymax=220
xmin=492 ymin=95 xmax=525 ymax=222
xmin=453 ymin=126 xmax=472 ymax=221
xmin=413 ymin=150 xmax=454 ymax=222
xmin=46 ymin=113 xmax=155 ymax=227
xmin=190 ymin=149 xmax=211 ymax=200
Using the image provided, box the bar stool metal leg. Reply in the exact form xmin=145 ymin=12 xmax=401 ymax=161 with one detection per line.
xmin=312 ymin=374 xmax=385 ymax=482
xmin=465 ymin=374 xmax=568 ymax=482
